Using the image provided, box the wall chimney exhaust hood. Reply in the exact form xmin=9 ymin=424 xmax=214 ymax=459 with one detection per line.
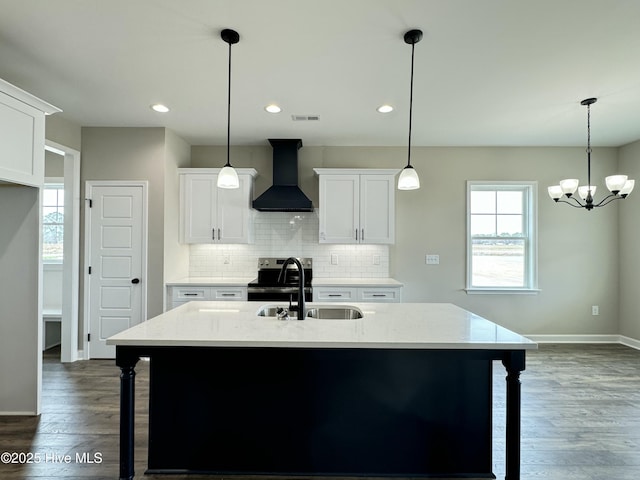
xmin=252 ymin=139 xmax=314 ymax=212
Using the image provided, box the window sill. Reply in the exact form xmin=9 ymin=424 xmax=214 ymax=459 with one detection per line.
xmin=465 ymin=288 xmax=540 ymax=295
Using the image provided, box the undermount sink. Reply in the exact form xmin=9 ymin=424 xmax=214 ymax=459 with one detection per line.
xmin=256 ymin=304 xmax=363 ymax=319
xmin=306 ymin=307 xmax=363 ymax=319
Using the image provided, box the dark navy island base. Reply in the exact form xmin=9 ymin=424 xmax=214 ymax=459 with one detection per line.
xmin=116 ymin=345 xmax=526 ymax=480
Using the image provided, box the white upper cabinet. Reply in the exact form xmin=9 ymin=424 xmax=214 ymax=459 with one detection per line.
xmin=179 ymin=168 xmax=256 ymax=244
xmin=0 ymin=78 xmax=61 ymax=187
xmin=315 ymin=169 xmax=398 ymax=244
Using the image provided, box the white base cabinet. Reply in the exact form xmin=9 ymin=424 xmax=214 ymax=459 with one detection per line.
xmin=179 ymin=168 xmax=256 ymax=244
xmin=314 ymin=169 xmax=398 ymax=244
xmin=313 ymin=286 xmax=402 ymax=303
xmin=168 ymin=285 xmax=248 ymax=310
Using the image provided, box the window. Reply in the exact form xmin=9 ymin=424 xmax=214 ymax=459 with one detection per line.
xmin=466 ymin=181 xmax=538 ymax=293
xmin=43 ymin=184 xmax=64 ymax=263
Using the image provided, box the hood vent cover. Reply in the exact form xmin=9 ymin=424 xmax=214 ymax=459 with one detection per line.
xmin=252 ymin=139 xmax=314 ymax=212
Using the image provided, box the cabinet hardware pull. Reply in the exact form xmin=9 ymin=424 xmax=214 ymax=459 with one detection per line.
xmin=131 ymin=278 xmax=140 ymax=284
xmin=221 ymin=293 xmax=235 ymax=297
xmin=372 ymin=294 xmax=386 ymax=297
xmin=362 ymin=229 xmax=364 ymax=241
xmin=218 ymin=228 xmax=221 ymax=240
xmin=355 ymin=229 xmax=358 ymax=241
xmin=183 ymin=293 xmax=198 ymax=296
xmin=212 ymin=228 xmax=216 ymax=240
xmin=328 ymin=294 xmax=342 ymax=297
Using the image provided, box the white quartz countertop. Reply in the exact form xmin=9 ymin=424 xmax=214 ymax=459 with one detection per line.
xmin=312 ymin=278 xmax=403 ymax=287
xmin=166 ymin=277 xmax=255 ymax=287
xmin=107 ymin=301 xmax=536 ymax=350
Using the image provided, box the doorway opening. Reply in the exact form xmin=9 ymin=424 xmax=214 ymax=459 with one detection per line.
xmin=44 ymin=141 xmax=80 ymax=363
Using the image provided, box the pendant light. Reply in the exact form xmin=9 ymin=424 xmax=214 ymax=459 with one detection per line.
xmin=217 ymin=28 xmax=240 ymax=189
xmin=397 ymin=29 xmax=423 ymax=191
xmin=548 ymin=98 xmax=634 ymax=209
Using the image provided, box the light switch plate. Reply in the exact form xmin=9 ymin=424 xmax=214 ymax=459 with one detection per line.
xmin=331 ymin=253 xmax=339 ymax=265
xmin=425 ymin=254 xmax=440 ymax=265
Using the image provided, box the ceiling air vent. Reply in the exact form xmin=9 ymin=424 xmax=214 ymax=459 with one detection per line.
xmin=291 ymin=114 xmax=320 ymax=121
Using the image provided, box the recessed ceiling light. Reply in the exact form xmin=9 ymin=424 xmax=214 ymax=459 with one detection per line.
xmin=151 ymin=104 xmax=170 ymax=113
xmin=377 ymin=104 xmax=394 ymax=113
xmin=265 ymin=104 xmax=282 ymax=113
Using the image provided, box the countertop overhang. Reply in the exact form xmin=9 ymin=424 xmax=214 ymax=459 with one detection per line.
xmin=107 ymin=301 xmax=537 ymax=350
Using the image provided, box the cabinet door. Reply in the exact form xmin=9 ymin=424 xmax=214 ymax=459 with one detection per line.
xmin=0 ymin=92 xmax=45 ymax=186
xmin=359 ymin=174 xmax=395 ymax=244
xmin=313 ymin=287 xmax=358 ymax=302
xmin=182 ymin=174 xmax=217 ymax=244
xmin=358 ymin=287 xmax=401 ymax=303
xmin=217 ymin=174 xmax=252 ymax=244
xmin=319 ymin=175 xmax=359 ymax=244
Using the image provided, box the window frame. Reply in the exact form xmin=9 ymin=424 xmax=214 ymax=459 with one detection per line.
xmin=42 ymin=180 xmax=65 ymax=264
xmin=466 ymin=180 xmax=539 ymax=294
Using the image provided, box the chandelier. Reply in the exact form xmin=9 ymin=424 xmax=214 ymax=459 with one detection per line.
xmin=547 ymin=98 xmax=634 ymax=210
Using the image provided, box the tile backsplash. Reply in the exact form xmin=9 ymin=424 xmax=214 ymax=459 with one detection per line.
xmin=189 ymin=210 xmax=389 ymax=278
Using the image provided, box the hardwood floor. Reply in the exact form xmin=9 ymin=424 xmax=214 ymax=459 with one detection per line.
xmin=0 ymin=344 xmax=639 ymax=479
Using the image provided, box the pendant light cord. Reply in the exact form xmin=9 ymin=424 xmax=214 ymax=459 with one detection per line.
xmin=407 ymin=41 xmax=415 ymax=168
xmin=226 ymin=40 xmax=232 ymax=168
xmin=586 ymin=102 xmax=591 ymax=190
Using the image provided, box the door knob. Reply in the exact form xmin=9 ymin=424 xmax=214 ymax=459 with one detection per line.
xmin=131 ymin=278 xmax=140 ymax=284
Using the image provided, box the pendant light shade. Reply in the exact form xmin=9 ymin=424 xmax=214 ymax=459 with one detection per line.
xmin=548 ymin=98 xmax=634 ymax=210
xmin=217 ymin=28 xmax=240 ymax=189
xmin=398 ymin=165 xmax=420 ymax=190
xmin=398 ymin=29 xmax=423 ymax=191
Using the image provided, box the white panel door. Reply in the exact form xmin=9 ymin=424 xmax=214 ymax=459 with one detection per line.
xmin=88 ymin=184 xmax=146 ymax=358
xmin=360 ymin=174 xmax=395 ymax=244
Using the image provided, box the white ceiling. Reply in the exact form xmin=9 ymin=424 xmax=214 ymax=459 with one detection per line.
xmin=1 ymin=0 xmax=639 ymax=148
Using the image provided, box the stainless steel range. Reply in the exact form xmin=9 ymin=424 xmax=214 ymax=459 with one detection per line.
xmin=247 ymin=257 xmax=313 ymax=302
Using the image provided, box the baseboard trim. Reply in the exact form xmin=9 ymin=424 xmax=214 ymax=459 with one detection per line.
xmin=527 ymin=334 xmax=640 ymax=351
xmin=619 ymin=335 xmax=640 ymax=350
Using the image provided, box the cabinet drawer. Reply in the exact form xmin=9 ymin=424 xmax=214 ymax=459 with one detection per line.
xmin=212 ymin=288 xmax=247 ymax=301
xmin=359 ymin=288 xmax=400 ymax=302
xmin=171 ymin=287 xmax=210 ymax=301
xmin=313 ymin=287 xmax=358 ymax=302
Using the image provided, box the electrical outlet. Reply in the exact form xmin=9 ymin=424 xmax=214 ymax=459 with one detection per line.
xmin=373 ymin=255 xmax=380 ymax=265
xmin=331 ymin=253 xmax=339 ymax=265
xmin=223 ymin=255 xmax=231 ymax=264
xmin=592 ymin=305 xmax=599 ymax=316
xmin=425 ymin=254 xmax=440 ymax=265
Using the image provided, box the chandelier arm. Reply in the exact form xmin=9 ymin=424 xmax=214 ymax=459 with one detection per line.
xmin=594 ymin=194 xmax=624 ymax=208
xmin=555 ymin=198 xmax=587 ymax=208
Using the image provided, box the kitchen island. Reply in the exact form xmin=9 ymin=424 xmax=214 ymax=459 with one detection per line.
xmin=108 ymin=301 xmax=536 ymax=480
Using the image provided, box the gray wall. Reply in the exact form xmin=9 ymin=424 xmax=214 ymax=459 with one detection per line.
xmin=193 ymin=143 xmax=622 ymax=336
xmin=81 ymin=127 xmax=167 ymax=320
xmin=0 ymin=185 xmax=40 ymax=413
xmin=619 ymin=139 xmax=640 ymax=340
xmin=45 ymin=115 xmax=81 ymax=151
xmin=162 ymin=129 xmax=191 ymax=308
